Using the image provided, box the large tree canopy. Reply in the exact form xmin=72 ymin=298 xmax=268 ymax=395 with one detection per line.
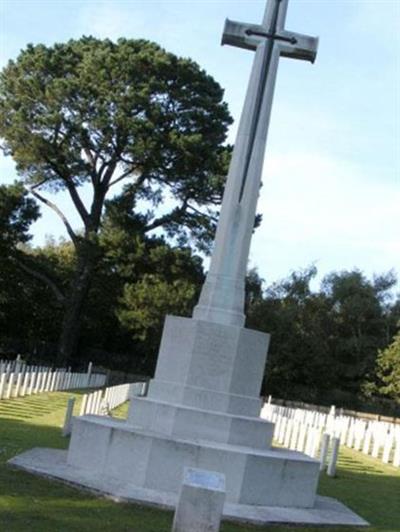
xmin=0 ymin=37 xmax=232 ymax=362
xmin=0 ymin=37 xmax=232 ymax=247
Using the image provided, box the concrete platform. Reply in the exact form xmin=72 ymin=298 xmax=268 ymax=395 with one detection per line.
xmin=9 ymin=447 xmax=369 ymax=527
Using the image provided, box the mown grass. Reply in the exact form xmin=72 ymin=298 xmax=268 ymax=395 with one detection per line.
xmin=0 ymin=392 xmax=399 ymax=531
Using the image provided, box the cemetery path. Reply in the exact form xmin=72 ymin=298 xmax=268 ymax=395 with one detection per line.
xmin=0 ymin=392 xmax=398 ymax=531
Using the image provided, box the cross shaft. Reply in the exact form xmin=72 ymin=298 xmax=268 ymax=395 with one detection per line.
xmin=193 ymin=0 xmax=318 ymax=327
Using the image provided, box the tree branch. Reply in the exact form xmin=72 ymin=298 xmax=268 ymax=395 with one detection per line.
xmin=63 ymin=179 xmax=90 ymax=228
xmin=144 ymin=199 xmax=188 ymax=233
xmin=13 ymin=255 xmax=66 ymax=305
xmin=120 ymin=173 xmax=148 ymax=198
xmin=100 ymin=160 xmax=117 ymax=188
xmin=187 ymin=203 xmax=218 ymax=223
xmin=83 ymin=147 xmax=99 ymax=186
xmin=41 ymin=154 xmax=90 ymax=227
xmin=27 ymin=186 xmax=79 ymax=248
xmin=31 ymin=178 xmax=50 ymax=190
xmin=108 ymin=168 xmax=136 ymax=188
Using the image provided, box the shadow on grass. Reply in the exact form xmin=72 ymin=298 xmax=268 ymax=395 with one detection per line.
xmin=318 ymin=449 xmax=400 ymax=531
xmin=0 ymin=416 xmax=174 ymax=532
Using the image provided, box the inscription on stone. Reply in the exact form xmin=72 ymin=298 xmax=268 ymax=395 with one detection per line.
xmin=184 ymin=467 xmax=225 ymax=491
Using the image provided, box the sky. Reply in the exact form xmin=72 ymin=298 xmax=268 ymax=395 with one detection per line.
xmin=1 ymin=0 xmax=399 ymax=290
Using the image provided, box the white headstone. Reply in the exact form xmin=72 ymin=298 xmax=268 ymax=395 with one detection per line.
xmin=172 ymin=468 xmax=225 ymax=532
xmin=327 ymin=437 xmax=340 ymax=477
xmin=319 ymin=433 xmax=330 ymax=471
xmin=62 ymin=397 xmax=76 ymax=437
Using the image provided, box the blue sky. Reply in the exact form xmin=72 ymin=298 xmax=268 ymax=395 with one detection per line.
xmin=1 ymin=0 xmax=399 ymax=289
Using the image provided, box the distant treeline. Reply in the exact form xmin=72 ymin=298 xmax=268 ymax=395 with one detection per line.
xmin=0 ymin=229 xmax=399 ymax=412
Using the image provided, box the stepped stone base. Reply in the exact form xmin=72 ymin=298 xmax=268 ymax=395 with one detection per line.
xmin=9 ymin=447 xmax=369 ymax=527
xmin=145 ymin=380 xmax=263 ymax=417
xmin=66 ymin=415 xmax=319 ymax=508
xmin=127 ymin=397 xmax=274 ymax=449
xmin=8 ymin=315 xmax=367 ymax=526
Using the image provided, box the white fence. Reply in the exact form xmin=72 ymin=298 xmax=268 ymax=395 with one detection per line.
xmin=261 ymin=401 xmax=400 ymax=469
xmin=0 ymin=357 xmax=106 ymax=400
xmin=62 ymin=381 xmax=147 ymax=435
xmin=79 ymin=381 xmax=147 ymax=416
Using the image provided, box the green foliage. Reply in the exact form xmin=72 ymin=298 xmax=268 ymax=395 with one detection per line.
xmin=0 ymin=183 xmax=47 ymax=342
xmin=375 ymin=330 xmax=400 ymax=402
xmin=118 ymin=275 xmax=196 ymax=372
xmin=248 ymin=266 xmax=335 ymax=401
xmin=248 ymin=267 xmax=399 ymax=405
xmin=0 ymin=182 xmax=39 ymax=253
xmin=0 ymin=36 xmax=232 ymax=361
xmin=71 ymin=207 xmax=205 ymax=372
xmin=0 ymin=36 xmax=231 ymax=245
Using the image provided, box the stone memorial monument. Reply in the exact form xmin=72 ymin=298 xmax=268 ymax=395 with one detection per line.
xmin=10 ymin=0 xmax=368 ymax=526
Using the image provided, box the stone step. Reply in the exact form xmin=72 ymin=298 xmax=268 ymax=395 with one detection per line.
xmin=68 ymin=415 xmax=320 ymax=508
xmin=147 ymin=379 xmax=263 ymax=417
xmin=127 ymin=397 xmax=274 ymax=449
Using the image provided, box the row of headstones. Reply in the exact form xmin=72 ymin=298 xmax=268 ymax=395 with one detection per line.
xmin=263 ymin=405 xmax=324 ymax=458
xmin=337 ymin=416 xmax=400 ymax=466
xmin=62 ymin=381 xmax=148 ymax=436
xmin=261 ymin=402 xmax=400 ymax=468
xmin=0 ymin=354 xmax=24 ymax=374
xmin=0 ymin=359 xmax=106 ymax=400
xmin=260 ymin=404 xmax=345 ymax=476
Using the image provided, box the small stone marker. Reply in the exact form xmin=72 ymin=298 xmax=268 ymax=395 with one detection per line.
xmin=393 ymin=438 xmax=400 ymax=467
xmin=6 ymin=372 xmax=14 ymax=399
xmin=130 ymin=381 xmax=148 ymax=397
xmin=319 ymin=433 xmax=330 ymax=471
xmin=172 ymin=467 xmax=226 ymax=532
xmin=99 ymin=398 xmax=110 ymax=415
xmin=79 ymin=394 xmax=88 ymax=416
xmin=0 ymin=372 xmax=6 ymax=399
xmin=13 ymin=372 xmax=23 ymax=397
xmin=62 ymin=397 xmax=76 ymax=437
xmin=86 ymin=361 xmax=93 ymax=387
xmin=327 ymin=436 xmax=340 ymax=477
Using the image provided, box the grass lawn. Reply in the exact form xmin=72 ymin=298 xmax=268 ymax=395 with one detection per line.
xmin=0 ymin=392 xmax=399 ymax=531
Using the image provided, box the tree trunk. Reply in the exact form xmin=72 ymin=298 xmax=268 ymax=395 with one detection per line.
xmin=56 ymin=250 xmax=96 ymax=366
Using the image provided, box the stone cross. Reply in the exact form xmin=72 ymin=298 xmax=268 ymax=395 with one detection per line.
xmin=193 ymin=0 xmax=318 ymax=327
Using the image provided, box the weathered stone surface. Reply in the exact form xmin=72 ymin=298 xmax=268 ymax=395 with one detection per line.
xmin=66 ymin=415 xmax=318 ymax=508
xmin=172 ymin=468 xmax=225 ymax=532
xmin=150 ymin=316 xmax=269 ymax=410
xmin=128 ymin=398 xmax=274 ymax=449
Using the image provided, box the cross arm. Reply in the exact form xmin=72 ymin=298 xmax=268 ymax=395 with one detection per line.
xmin=221 ymin=19 xmax=263 ymax=51
xmin=221 ymin=18 xmax=319 ymax=64
xmin=278 ymin=30 xmax=319 ymax=63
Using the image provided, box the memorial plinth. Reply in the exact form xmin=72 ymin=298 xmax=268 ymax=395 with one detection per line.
xmin=64 ymin=314 xmax=319 ymax=509
xmin=9 ymin=315 xmax=368 ymax=523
